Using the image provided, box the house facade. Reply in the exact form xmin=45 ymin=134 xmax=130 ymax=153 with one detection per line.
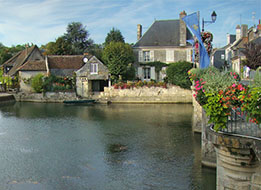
xmin=133 ymin=11 xmax=193 ymax=81
xmin=76 ymin=55 xmax=109 ymax=98
xmin=225 ymin=22 xmax=261 ymax=75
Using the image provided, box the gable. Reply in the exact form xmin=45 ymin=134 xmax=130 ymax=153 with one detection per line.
xmin=76 ymin=56 xmax=108 ymax=80
xmin=7 ymin=45 xmax=44 ymax=76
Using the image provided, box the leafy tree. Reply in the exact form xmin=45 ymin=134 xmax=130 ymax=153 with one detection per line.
xmin=64 ymin=22 xmax=93 ymax=54
xmin=105 ymin=28 xmax=125 ymax=46
xmin=242 ymin=41 xmax=261 ymax=70
xmin=166 ymin=61 xmax=193 ymax=89
xmin=0 ymin=44 xmax=26 ymax=65
xmin=102 ymin=42 xmax=134 ymax=81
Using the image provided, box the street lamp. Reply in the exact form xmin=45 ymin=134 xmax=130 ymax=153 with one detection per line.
xmin=202 ymin=11 xmax=217 ymax=32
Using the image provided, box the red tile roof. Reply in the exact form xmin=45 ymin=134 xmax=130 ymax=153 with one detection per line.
xmin=18 ymin=60 xmax=46 ymax=71
xmin=48 ymin=55 xmax=85 ymax=70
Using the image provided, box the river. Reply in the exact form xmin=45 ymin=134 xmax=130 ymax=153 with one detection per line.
xmin=0 ymin=102 xmax=216 ymax=190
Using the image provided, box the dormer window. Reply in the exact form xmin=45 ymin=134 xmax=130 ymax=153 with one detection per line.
xmin=90 ymin=63 xmax=98 ymax=74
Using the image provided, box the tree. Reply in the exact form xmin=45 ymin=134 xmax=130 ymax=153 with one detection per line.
xmin=64 ymin=22 xmax=93 ymax=54
xmin=242 ymin=41 xmax=261 ymax=70
xmin=105 ymin=28 xmax=125 ymax=46
xmin=102 ymin=42 xmax=134 ymax=81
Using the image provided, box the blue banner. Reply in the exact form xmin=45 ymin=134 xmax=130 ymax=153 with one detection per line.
xmin=182 ymin=12 xmax=210 ymax=68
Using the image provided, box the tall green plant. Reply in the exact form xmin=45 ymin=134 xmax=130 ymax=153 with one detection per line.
xmin=166 ymin=61 xmax=193 ymax=89
xmin=31 ymin=73 xmax=44 ymax=93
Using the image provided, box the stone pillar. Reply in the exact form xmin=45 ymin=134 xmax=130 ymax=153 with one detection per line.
xmin=207 ymin=126 xmax=261 ymax=190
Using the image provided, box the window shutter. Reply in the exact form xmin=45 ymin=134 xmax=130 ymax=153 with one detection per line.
xmin=187 ymin=49 xmax=191 ymax=61
xmin=138 ymin=51 xmax=143 ymax=62
xmin=150 ymin=50 xmax=154 ymax=62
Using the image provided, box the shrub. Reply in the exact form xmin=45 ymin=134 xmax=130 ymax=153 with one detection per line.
xmin=166 ymin=61 xmax=193 ymax=89
xmin=31 ymin=73 xmax=44 ymax=93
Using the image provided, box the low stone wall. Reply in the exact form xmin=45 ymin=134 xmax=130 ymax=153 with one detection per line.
xmin=0 ymin=93 xmax=15 ymax=105
xmin=99 ymin=86 xmax=192 ymax=104
xmin=14 ymin=92 xmax=78 ymax=103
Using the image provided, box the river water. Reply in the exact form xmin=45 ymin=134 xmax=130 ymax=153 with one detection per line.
xmin=0 ymin=102 xmax=216 ymax=190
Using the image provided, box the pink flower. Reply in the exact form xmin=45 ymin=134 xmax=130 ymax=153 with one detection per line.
xmin=201 ymin=81 xmax=206 ymax=85
xmin=203 ymin=89 xmax=205 ymax=92
xmin=193 ymin=94 xmax=196 ymax=97
xmin=232 ymin=84 xmax=236 ymax=87
xmin=234 ymin=76 xmax=237 ymax=79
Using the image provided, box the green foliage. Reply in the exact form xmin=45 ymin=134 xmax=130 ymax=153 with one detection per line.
xmin=166 ymin=61 xmax=193 ymax=89
xmin=31 ymin=73 xmax=44 ymax=93
xmin=140 ymin=61 xmax=168 ymax=73
xmin=239 ymin=86 xmax=261 ymax=124
xmin=102 ymin=42 xmax=134 ymax=81
xmin=0 ymin=44 xmax=26 ymax=65
xmin=42 ymin=75 xmax=74 ymax=92
xmin=105 ymin=28 xmax=125 ymax=46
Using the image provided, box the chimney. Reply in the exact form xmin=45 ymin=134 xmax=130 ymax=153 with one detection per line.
xmin=236 ymin=25 xmax=241 ymax=41
xmin=227 ymin=34 xmax=231 ymax=45
xmin=179 ymin=10 xmax=187 ymax=46
xmin=137 ymin=24 xmax=142 ymax=41
xmin=257 ymin=19 xmax=261 ymax=31
xmin=241 ymin=24 xmax=248 ymax=38
xmin=25 ymin=43 xmax=29 ymax=55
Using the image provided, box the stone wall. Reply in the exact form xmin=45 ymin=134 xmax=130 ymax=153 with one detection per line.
xmin=191 ymin=91 xmax=217 ymax=168
xmin=99 ymin=86 xmax=192 ymax=104
xmin=14 ymin=92 xmax=77 ymax=103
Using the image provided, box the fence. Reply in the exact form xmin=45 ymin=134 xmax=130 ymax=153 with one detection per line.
xmin=221 ymin=108 xmax=261 ymax=138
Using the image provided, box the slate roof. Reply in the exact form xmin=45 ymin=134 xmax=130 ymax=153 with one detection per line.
xmin=133 ymin=19 xmax=193 ymax=47
xmin=18 ymin=60 xmax=46 ymax=71
xmin=48 ymin=55 xmax=85 ymax=70
xmin=251 ymin=36 xmax=261 ymax=44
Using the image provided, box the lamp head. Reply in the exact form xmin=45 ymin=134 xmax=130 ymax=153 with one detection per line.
xmin=211 ymin=11 xmax=217 ymax=22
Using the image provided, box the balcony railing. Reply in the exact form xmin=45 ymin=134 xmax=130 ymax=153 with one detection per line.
xmin=221 ymin=108 xmax=261 ymax=139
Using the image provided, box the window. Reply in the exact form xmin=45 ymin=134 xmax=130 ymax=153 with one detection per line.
xmin=143 ymin=51 xmax=150 ymax=62
xmin=166 ymin=50 xmax=174 ymax=62
xmin=90 ymin=63 xmax=98 ymax=74
xmin=143 ymin=68 xmax=151 ymax=79
xmin=221 ymin=54 xmax=225 ymax=59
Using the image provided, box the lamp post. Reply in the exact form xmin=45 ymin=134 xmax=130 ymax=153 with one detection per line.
xmin=202 ymin=11 xmax=217 ymax=32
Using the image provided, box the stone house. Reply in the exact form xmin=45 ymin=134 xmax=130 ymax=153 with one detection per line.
xmin=75 ymin=55 xmax=109 ymax=98
xmin=133 ymin=11 xmax=193 ymax=82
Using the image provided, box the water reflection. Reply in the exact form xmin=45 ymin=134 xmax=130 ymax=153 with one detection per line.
xmin=0 ymin=103 xmax=216 ymax=190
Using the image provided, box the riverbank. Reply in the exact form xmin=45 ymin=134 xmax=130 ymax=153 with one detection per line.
xmin=9 ymin=85 xmax=193 ymax=104
xmin=0 ymin=93 xmax=15 ymax=104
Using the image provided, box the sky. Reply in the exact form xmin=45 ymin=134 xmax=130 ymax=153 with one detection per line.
xmin=0 ymin=0 xmax=260 ymax=48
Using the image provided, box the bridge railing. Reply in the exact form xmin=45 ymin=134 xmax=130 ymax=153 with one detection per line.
xmin=221 ymin=108 xmax=261 ymax=138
